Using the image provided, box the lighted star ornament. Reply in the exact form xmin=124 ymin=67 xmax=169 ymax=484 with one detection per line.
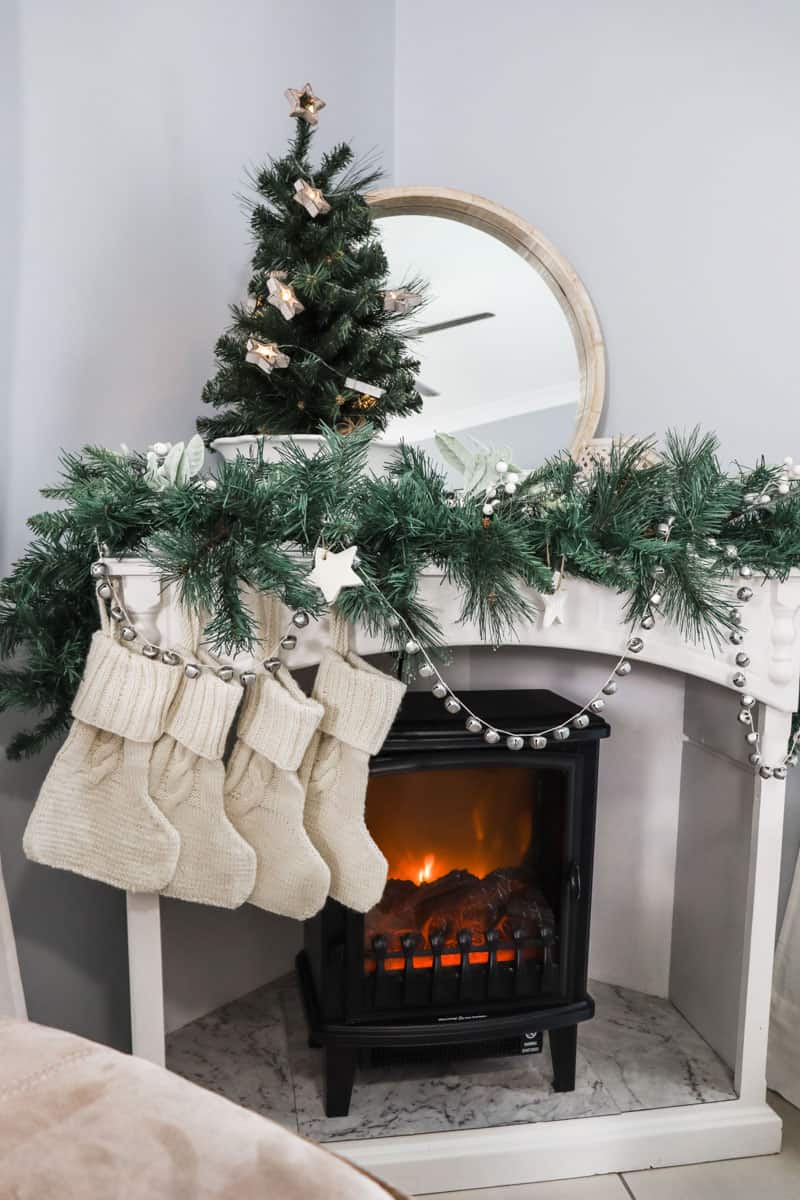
xmin=384 ymin=288 xmax=422 ymax=315
xmin=293 ymin=179 xmax=331 ymax=218
xmin=267 ymin=272 xmax=305 ymax=320
xmin=245 ymin=337 xmax=289 ymax=375
xmin=307 ymin=545 xmax=363 ymax=604
xmin=285 ymin=83 xmax=326 ymax=125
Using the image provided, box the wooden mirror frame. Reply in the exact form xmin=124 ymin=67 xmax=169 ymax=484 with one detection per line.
xmin=367 ymin=186 xmax=605 ymax=456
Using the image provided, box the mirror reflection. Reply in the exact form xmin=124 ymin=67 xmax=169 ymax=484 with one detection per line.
xmin=378 ymin=214 xmax=582 ymax=470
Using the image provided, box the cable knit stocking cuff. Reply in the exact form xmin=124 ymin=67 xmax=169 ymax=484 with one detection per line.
xmin=315 ymin=650 xmax=406 ymax=756
xmin=237 ymin=673 xmax=323 ymax=771
xmin=72 ymin=632 xmax=180 ymax=742
xmin=165 ymin=672 xmax=242 ymax=760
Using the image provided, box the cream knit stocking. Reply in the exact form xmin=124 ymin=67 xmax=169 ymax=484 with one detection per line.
xmin=149 ymin=606 xmax=256 ymax=908
xmin=23 ymin=613 xmax=181 ymax=892
xmin=224 ymin=595 xmax=327 ymax=919
xmin=301 ymin=613 xmax=406 ymax=913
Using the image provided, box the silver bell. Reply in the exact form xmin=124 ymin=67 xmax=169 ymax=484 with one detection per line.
xmin=217 ymin=666 xmax=234 ymax=682
xmin=735 ymin=652 xmax=750 ymax=667
xmin=745 ymin=731 xmax=759 ymax=744
xmin=292 ymin=610 xmax=310 ymax=628
xmin=280 ymin=634 xmax=297 ymax=651
xmin=749 ymin=752 xmax=762 ymax=766
xmin=465 ymin=717 xmax=482 ymax=733
xmin=162 ymin=650 xmax=182 ymax=666
xmin=729 ymin=630 xmax=744 ymax=645
xmin=419 ymin=663 xmax=435 ymax=678
xmin=739 ymin=564 xmax=753 ymax=579
xmin=627 ymin=637 xmax=644 ymax=654
xmin=184 ymin=663 xmax=201 ymax=679
xmin=483 ymin=729 xmax=501 ymax=745
xmin=759 ymin=765 xmax=773 ymax=780
xmin=572 ymin=714 xmax=590 ymax=729
xmin=774 ymin=766 xmax=787 ymax=780
xmin=90 ymin=561 xmax=107 ymax=578
xmin=640 ymin=614 xmax=655 ymax=630
xmin=142 ymin=644 xmax=160 ymax=660
xmin=120 ymin=626 xmax=137 ymax=642
xmin=553 ymin=727 xmax=570 ymax=741
xmin=432 ymin=683 xmax=447 ymax=699
xmin=737 ymin=586 xmax=754 ymax=603
xmin=740 ymin=694 xmax=755 ymax=708
xmin=590 ymin=698 xmax=605 ymax=712
xmin=615 ymin=661 xmax=632 ymax=677
xmin=240 ymin=671 xmax=256 ymax=687
xmin=529 ymin=735 xmax=547 ymax=750
xmin=95 ymin=581 xmax=112 ymax=601
xmin=444 ymin=697 xmax=461 ymax=714
xmin=732 ymin=672 xmax=747 ymax=688
xmin=263 ymin=657 xmax=281 ymax=674
xmin=738 ymin=710 xmax=752 ymax=724
xmin=405 ymin=639 xmax=421 ymax=655
xmin=110 ymin=604 xmax=124 ymax=621
xmin=506 ymin=735 xmax=524 ymax=751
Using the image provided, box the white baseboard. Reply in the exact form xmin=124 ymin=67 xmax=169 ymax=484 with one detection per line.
xmin=334 ymin=1098 xmax=781 ymax=1196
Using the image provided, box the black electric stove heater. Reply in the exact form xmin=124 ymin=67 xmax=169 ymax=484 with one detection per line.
xmin=297 ymin=689 xmax=609 ymax=1117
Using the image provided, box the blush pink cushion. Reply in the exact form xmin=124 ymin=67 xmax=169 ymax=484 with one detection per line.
xmin=0 ymin=1018 xmax=404 ymax=1199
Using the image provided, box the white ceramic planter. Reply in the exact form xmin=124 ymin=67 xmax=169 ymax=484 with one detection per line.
xmin=210 ymin=434 xmax=401 ymax=475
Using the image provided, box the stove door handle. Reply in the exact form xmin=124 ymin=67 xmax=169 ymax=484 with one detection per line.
xmin=568 ymin=863 xmax=582 ymax=902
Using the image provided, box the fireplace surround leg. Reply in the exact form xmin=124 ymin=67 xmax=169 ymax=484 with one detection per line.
xmin=549 ymin=1024 xmax=577 ymax=1092
xmin=325 ymin=1043 xmax=357 ymax=1117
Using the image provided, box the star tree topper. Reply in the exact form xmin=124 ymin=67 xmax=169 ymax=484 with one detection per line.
xmin=307 ymin=545 xmax=363 ymax=604
xmin=285 ymin=83 xmax=326 ymax=125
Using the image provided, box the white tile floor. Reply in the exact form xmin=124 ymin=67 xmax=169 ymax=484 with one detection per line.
xmin=424 ymin=1093 xmax=800 ymax=1199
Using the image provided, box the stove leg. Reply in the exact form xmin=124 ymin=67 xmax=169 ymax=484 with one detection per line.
xmin=325 ymin=1043 xmax=356 ymax=1117
xmin=549 ymin=1024 xmax=577 ymax=1092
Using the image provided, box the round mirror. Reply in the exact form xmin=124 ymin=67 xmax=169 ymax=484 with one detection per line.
xmin=368 ymin=187 xmax=604 ymax=470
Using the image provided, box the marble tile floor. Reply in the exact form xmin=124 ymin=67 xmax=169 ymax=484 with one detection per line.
xmin=166 ymin=973 xmax=735 ymax=1146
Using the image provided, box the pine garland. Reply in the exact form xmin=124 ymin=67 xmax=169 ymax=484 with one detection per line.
xmin=2 ymin=428 xmax=800 ymax=760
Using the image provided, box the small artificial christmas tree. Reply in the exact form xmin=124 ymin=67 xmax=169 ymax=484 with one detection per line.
xmin=197 ymin=84 xmax=423 ymax=443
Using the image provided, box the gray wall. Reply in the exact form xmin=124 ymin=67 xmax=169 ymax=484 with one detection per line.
xmin=1 ymin=0 xmax=396 ymax=1047
xmin=394 ymin=0 xmax=800 ymax=463
xmin=394 ymin=0 xmax=800 ymax=930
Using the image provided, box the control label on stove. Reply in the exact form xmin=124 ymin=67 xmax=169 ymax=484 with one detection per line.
xmin=436 ymin=1014 xmax=489 ymax=1023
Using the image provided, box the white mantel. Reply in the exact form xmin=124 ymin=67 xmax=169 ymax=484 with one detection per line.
xmin=111 ymin=559 xmax=800 ymax=720
xmin=107 ymin=559 xmax=800 ymax=1194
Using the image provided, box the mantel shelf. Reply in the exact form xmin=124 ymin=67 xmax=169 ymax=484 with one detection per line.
xmin=106 ymin=560 xmax=800 ymax=716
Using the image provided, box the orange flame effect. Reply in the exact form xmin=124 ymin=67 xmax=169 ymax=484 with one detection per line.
xmin=364 ymin=767 xmax=539 ymax=973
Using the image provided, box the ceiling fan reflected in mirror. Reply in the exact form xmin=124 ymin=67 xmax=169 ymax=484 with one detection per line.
xmin=414 ymin=311 xmax=496 ymax=397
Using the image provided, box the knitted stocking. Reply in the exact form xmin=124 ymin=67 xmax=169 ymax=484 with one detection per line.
xmin=23 ymin=612 xmax=181 ymax=892
xmin=301 ymin=613 xmax=406 ymax=913
xmin=224 ymin=596 xmax=327 ymax=919
xmin=149 ymin=607 xmax=256 ymax=908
